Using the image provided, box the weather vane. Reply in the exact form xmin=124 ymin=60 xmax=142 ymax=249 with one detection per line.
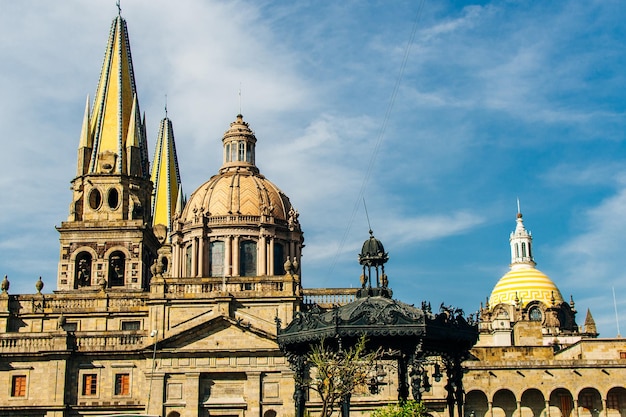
xmin=116 ymin=0 xmax=121 ymax=15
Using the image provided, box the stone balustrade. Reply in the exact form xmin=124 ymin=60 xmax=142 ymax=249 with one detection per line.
xmin=152 ymin=275 xmax=299 ymax=298
xmin=302 ymin=288 xmax=357 ymax=308
xmin=0 ymin=331 xmax=149 ymax=354
xmin=5 ymin=294 xmax=148 ymax=314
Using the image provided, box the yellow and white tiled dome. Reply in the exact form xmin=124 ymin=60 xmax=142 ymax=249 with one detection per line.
xmin=489 ymin=210 xmax=564 ymax=309
xmin=489 ymin=266 xmax=563 ymax=308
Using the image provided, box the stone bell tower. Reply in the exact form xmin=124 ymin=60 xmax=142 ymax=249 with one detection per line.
xmin=56 ymin=12 xmax=158 ymax=292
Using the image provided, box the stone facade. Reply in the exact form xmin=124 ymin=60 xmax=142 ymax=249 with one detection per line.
xmin=1 ymin=10 xmax=626 ymax=417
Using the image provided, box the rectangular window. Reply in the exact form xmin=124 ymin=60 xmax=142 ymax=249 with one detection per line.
xmin=82 ymin=373 xmax=98 ymax=396
xmin=11 ymin=375 xmax=26 ymax=397
xmin=185 ymin=245 xmax=193 ymax=277
xmin=620 ymin=351 xmax=626 ymax=359
xmin=209 ymin=241 xmax=224 ymax=277
xmin=121 ymin=321 xmax=140 ymax=331
xmin=64 ymin=322 xmax=78 ymax=332
xmin=114 ymin=373 xmax=130 ymax=396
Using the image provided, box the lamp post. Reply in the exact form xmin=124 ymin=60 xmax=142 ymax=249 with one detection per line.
xmin=146 ymin=330 xmax=158 ymax=414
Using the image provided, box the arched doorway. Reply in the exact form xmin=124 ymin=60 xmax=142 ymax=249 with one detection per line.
xmin=578 ymin=387 xmax=603 ymax=417
xmin=466 ymin=390 xmax=489 ymax=417
xmin=493 ymin=389 xmax=517 ymax=417
xmin=521 ymin=388 xmax=546 ymax=417
xmin=550 ymin=388 xmax=574 ymax=417
xmin=607 ymin=387 xmax=626 ymax=417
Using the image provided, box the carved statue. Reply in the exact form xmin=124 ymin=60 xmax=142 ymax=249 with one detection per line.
xmin=77 ymin=258 xmax=91 ymax=286
xmin=288 ymin=207 xmax=300 ymax=231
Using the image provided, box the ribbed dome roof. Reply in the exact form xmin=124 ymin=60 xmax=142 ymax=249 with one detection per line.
xmin=489 ymin=266 xmax=564 ymax=309
xmin=181 ymin=170 xmax=293 ymax=223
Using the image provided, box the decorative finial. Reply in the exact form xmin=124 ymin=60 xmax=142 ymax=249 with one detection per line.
xmin=1 ymin=275 xmax=8 ymax=293
xmin=35 ymin=276 xmax=44 ymax=294
xmin=116 ymin=0 xmax=121 ymax=15
xmin=164 ymin=94 xmax=168 ymax=118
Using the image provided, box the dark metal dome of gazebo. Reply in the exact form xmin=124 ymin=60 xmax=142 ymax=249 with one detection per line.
xmin=277 ymin=231 xmax=478 ymax=417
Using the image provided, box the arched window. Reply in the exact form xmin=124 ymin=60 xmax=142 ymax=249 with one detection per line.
xmin=529 ymin=305 xmax=543 ymax=322
xmin=185 ymin=245 xmax=193 ymax=277
xmin=210 ymin=241 xmax=225 ymax=277
xmin=75 ymin=252 xmax=92 ymax=288
xmin=238 ymin=141 xmax=245 ymax=161
xmin=515 ymin=244 xmax=519 ymax=258
xmin=521 ymin=242 xmax=527 ymax=258
xmin=274 ymin=243 xmax=285 ymax=275
xmin=225 ymin=143 xmax=231 ymax=162
xmin=247 ymin=143 xmax=254 ymax=163
xmin=108 ymin=251 xmax=125 ymax=287
xmin=240 ymin=240 xmax=257 ymax=276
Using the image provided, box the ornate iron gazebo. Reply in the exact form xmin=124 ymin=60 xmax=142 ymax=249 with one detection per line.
xmin=277 ymin=231 xmax=478 ymax=417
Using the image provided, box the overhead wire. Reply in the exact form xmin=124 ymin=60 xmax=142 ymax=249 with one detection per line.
xmin=325 ymin=0 xmax=426 ymax=280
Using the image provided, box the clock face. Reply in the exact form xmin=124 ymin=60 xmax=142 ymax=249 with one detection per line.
xmin=529 ymin=306 xmax=542 ymax=322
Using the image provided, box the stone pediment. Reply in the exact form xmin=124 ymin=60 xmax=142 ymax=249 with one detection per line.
xmin=156 ymin=315 xmax=278 ymax=352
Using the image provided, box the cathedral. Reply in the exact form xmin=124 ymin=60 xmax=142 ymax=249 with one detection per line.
xmin=1 ymin=11 xmax=625 ymax=417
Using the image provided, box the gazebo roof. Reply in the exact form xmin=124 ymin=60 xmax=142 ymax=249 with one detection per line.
xmin=277 ymin=294 xmax=478 ymax=356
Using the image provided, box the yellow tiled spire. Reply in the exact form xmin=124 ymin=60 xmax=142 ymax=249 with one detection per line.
xmin=151 ymin=116 xmax=182 ymax=231
xmin=80 ymin=14 xmax=148 ymax=178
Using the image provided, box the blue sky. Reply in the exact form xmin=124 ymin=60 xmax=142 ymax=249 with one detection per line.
xmin=1 ymin=1 xmax=626 ymax=337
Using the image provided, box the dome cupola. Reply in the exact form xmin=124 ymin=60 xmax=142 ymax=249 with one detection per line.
xmin=220 ymin=114 xmax=257 ymax=173
xmin=170 ymin=114 xmax=303 ymax=279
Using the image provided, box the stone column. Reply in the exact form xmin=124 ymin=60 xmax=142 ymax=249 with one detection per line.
xmin=545 ymin=400 xmax=551 ymax=417
xmin=268 ymin=237 xmax=275 ymax=276
xmin=224 ymin=236 xmax=232 ymax=278
xmin=232 ymin=236 xmax=240 ymax=276
xmin=146 ymin=372 xmax=165 ymax=417
xmin=183 ymin=372 xmax=201 ymax=417
xmin=574 ymin=399 xmax=580 ymax=417
xmin=191 ymin=237 xmax=198 ymax=277
xmin=246 ymin=371 xmax=262 ymax=416
xmin=197 ymin=235 xmax=205 ymax=277
xmin=259 ymin=234 xmax=267 ymax=276
xmin=488 ymin=402 xmax=494 ymax=417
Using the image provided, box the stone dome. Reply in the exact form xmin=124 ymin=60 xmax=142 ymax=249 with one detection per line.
xmin=489 ymin=266 xmax=564 ymax=309
xmin=181 ymin=170 xmax=294 ymax=223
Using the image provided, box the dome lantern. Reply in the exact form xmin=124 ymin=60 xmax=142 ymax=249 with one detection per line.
xmin=357 ymin=230 xmax=390 ymax=298
xmin=220 ymin=114 xmax=258 ymax=173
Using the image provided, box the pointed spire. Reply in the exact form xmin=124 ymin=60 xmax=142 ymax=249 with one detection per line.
xmin=174 ymin=184 xmax=186 ymax=218
xmin=509 ymin=206 xmax=536 ymax=269
xmin=87 ymin=14 xmax=145 ymax=177
xmin=151 ymin=116 xmax=182 ymax=232
xmin=584 ymin=309 xmax=598 ymax=337
xmin=77 ymin=95 xmax=92 ymax=176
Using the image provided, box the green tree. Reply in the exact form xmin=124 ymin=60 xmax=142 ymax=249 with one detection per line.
xmin=370 ymin=400 xmax=429 ymax=417
xmin=305 ymin=335 xmax=379 ymax=417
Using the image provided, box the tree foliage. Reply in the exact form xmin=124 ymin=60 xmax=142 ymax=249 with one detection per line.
xmin=305 ymin=335 xmax=379 ymax=417
xmin=370 ymin=400 xmax=429 ymax=417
